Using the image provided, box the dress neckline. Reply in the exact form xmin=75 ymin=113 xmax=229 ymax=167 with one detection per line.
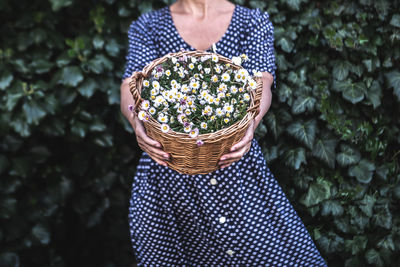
xmin=166 ymin=4 xmax=237 ymax=51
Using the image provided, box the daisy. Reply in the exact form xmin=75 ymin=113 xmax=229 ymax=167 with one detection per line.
xmin=161 ymin=123 xmax=170 ymax=133
xmin=141 ymin=100 xmax=150 ymax=110
xmin=152 ymin=81 xmax=160 ymax=90
xmin=231 ymin=56 xmax=242 ymax=66
xmin=143 ymin=80 xmax=150 ymax=87
xmin=212 ymin=54 xmax=219 ymax=62
xmin=221 ymin=72 xmax=230 ymax=82
xmin=149 ymin=107 xmax=156 ymax=115
xmin=204 ymin=68 xmax=211 ymax=74
xmin=189 ymin=128 xmax=199 ymax=138
xmin=224 ymin=118 xmax=230 ymax=124
xmin=190 ymin=80 xmax=200 ymax=89
xmin=224 ymin=104 xmax=234 ymax=113
xmin=248 ymin=78 xmax=257 ymax=90
xmin=184 ymin=124 xmax=192 ymax=133
xmin=243 ymin=93 xmax=250 ymax=101
xmin=216 ymin=108 xmax=225 ymax=117
xmin=165 ymin=69 xmax=171 ymax=77
xmin=211 ymin=75 xmax=218 ymax=83
xmin=201 ymin=122 xmax=207 ymax=129
xmin=138 ymin=110 xmax=147 ymax=121
xmin=188 ymin=63 xmax=195 ymax=70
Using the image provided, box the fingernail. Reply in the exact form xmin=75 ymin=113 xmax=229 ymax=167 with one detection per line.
xmin=220 ymin=157 xmax=226 ymax=161
xmin=164 ymin=154 xmax=169 ymax=159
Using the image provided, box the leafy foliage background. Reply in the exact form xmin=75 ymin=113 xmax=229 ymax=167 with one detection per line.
xmin=1 ymin=0 xmax=399 ymax=266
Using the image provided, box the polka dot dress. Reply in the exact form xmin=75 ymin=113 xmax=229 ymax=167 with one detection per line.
xmin=124 ymin=5 xmax=327 ymax=266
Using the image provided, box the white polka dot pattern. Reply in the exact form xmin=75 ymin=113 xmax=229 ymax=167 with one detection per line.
xmin=125 ymin=5 xmax=327 ymax=266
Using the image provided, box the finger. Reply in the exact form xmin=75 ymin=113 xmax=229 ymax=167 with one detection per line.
xmin=134 ymin=122 xmax=162 ymax=149
xmin=151 ymin=156 xmax=168 ymax=167
xmin=220 ymin=162 xmax=233 ymax=169
xmin=138 ymin=140 xmax=170 ymax=160
xmin=220 ymin=144 xmax=249 ymax=163
xmin=230 ymin=132 xmax=253 ymax=152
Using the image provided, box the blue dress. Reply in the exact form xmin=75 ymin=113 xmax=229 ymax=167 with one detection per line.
xmin=123 ymin=5 xmax=327 ymax=266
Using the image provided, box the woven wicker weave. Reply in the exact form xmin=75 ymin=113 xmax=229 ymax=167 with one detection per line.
xmin=129 ymin=50 xmax=263 ymax=175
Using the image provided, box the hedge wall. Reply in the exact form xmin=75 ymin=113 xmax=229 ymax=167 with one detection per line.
xmin=0 ymin=0 xmax=399 ymax=266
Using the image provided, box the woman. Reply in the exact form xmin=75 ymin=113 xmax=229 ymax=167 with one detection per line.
xmin=120 ymin=0 xmax=327 ymax=266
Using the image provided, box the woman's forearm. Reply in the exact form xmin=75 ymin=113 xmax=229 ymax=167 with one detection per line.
xmin=120 ymin=77 xmax=136 ymax=127
xmin=254 ymin=72 xmax=274 ymax=130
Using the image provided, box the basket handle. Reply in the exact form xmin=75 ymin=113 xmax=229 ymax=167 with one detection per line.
xmin=129 ymin=71 xmax=145 ymax=113
xmin=246 ymin=76 xmax=263 ymax=117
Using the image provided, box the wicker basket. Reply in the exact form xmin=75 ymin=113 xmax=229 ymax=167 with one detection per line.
xmin=129 ymin=50 xmax=263 ymax=175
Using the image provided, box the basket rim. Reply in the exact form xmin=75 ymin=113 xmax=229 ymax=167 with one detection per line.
xmin=130 ymin=50 xmax=262 ymax=142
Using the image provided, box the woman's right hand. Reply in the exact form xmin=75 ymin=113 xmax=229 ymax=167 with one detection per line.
xmin=129 ymin=112 xmax=170 ymax=167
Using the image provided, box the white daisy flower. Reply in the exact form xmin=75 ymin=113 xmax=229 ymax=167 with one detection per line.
xmin=221 ymin=72 xmax=230 ymax=82
xmin=165 ymin=69 xmax=171 ymax=77
xmin=191 ymin=57 xmax=197 ymax=63
xmin=197 ymin=64 xmax=203 ymax=71
xmin=201 ymin=122 xmax=207 ymax=129
xmin=189 ymin=128 xmax=199 ymax=138
xmin=141 ymin=100 xmax=150 ymax=110
xmin=204 ymin=68 xmax=211 ymax=74
xmin=252 ymin=69 xmax=262 ymax=77
xmin=161 ymin=123 xmax=170 ymax=133
xmin=149 ymin=107 xmax=156 ymax=115
xmin=211 ymin=75 xmax=218 ymax=83
xmin=154 ymin=95 xmax=165 ymax=107
xmin=190 ymin=80 xmax=200 ymax=89
xmin=240 ymin=53 xmax=249 ymax=61
xmin=181 ymin=84 xmax=190 ymax=93
xmin=158 ymin=114 xmax=169 ymax=123
xmin=171 ymin=57 xmax=177 ymax=64
xmin=214 ymin=65 xmax=222 ymax=74
xmin=218 ymin=92 xmax=226 ymax=99
xmin=152 ymin=80 xmax=160 ymax=90
xmin=212 ymin=54 xmax=219 ymax=62
xmin=138 ymin=110 xmax=147 ymax=121
xmin=243 ymin=93 xmax=250 ymax=101
xmin=224 ymin=104 xmax=234 ymax=113
xmin=184 ymin=125 xmax=192 ymax=133
xmin=224 ymin=118 xmax=230 ymax=124
xmin=177 ymin=114 xmax=186 ymax=123
xmin=216 ymin=108 xmax=224 ymax=117
xmin=188 ymin=63 xmax=195 ymax=70
xmin=185 ymin=109 xmax=192 ymax=116
xmin=179 ymin=72 xmax=185 ymax=78
xmin=248 ymin=78 xmax=257 ymax=90
xmin=230 ymin=86 xmax=238 ymax=94
xmin=143 ymin=80 xmax=150 ymax=87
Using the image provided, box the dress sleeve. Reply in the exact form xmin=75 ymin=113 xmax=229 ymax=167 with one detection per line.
xmin=242 ymin=9 xmax=277 ymax=90
xmin=122 ymin=14 xmax=158 ymax=80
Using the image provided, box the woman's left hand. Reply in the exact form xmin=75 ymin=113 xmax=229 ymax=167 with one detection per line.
xmin=218 ymin=119 xmax=256 ymax=169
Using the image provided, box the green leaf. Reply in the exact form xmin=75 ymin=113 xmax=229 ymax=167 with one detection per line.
xmin=300 ymin=177 xmax=331 ymax=207
xmin=49 ymin=0 xmax=73 ymax=12
xmin=277 ymin=37 xmax=295 ymax=53
xmin=358 ymin=194 xmax=376 ymax=217
xmin=312 ymin=135 xmax=338 ymax=168
xmin=265 ymin=112 xmax=277 ymax=139
xmin=6 ymin=93 xmax=23 ymax=112
xmin=32 ymin=223 xmax=50 ymax=245
xmin=105 ymin=39 xmax=120 ymax=57
xmin=385 ymin=71 xmax=400 ymax=101
xmin=78 ymin=78 xmax=97 ymax=98
xmin=336 ymin=145 xmax=361 ymax=167
xmin=317 ymin=233 xmax=344 ymax=254
xmin=321 ymin=200 xmax=343 ymax=216
xmin=377 ymin=235 xmax=395 ymax=251
xmin=287 ymin=119 xmax=317 ymax=149
xmin=342 ymin=82 xmax=365 ymax=104
xmin=283 ymin=147 xmax=306 ymax=170
xmin=291 ymin=95 xmax=316 ymax=114
xmin=87 ymin=54 xmax=113 ymax=74
xmin=22 ymin=101 xmax=47 ymax=125
xmin=365 ymin=80 xmax=382 ymax=108
xmin=345 ymin=236 xmax=368 ymax=255
xmin=333 ymin=61 xmax=351 ymax=81
xmin=0 ymin=71 xmax=13 ymax=90
xmin=0 ymin=197 xmax=17 ymax=219
xmin=59 ymin=66 xmax=84 ymax=87
xmin=372 ymin=203 xmax=392 ymax=229
xmin=365 ymin=249 xmax=384 ymax=267
xmin=0 ymin=252 xmax=20 ymax=267
xmin=348 ymin=159 xmax=375 ymax=184
xmin=29 ymin=59 xmax=53 ymax=74
xmin=390 ymin=14 xmax=400 ymax=27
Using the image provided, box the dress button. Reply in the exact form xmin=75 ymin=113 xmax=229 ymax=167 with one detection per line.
xmin=219 ymin=216 xmax=226 ymax=223
xmin=210 ymin=178 xmax=217 ymax=185
xmin=226 ymin=249 xmax=235 ymax=256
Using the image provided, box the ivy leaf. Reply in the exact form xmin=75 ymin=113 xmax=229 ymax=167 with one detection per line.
xmin=345 ymin=236 xmax=368 ymax=255
xmin=265 ymin=112 xmax=277 ymax=139
xmin=342 ymin=82 xmax=365 ymax=104
xmin=32 ymin=223 xmax=51 ymax=245
xmin=49 ymin=0 xmax=73 ymax=12
xmin=277 ymin=37 xmax=294 ymax=53
xmin=283 ymin=147 xmax=306 ymax=170
xmin=322 ymin=200 xmax=344 ymax=216
xmin=372 ymin=203 xmax=392 ymax=229
xmin=365 ymin=249 xmax=384 ymax=267
xmin=333 ymin=61 xmax=351 ymax=81
xmin=0 ymin=71 xmax=13 ymax=90
xmin=357 ymin=194 xmax=376 ymax=217
xmin=317 ymin=233 xmax=344 ymax=254
xmin=287 ymin=119 xmax=317 ymax=149
xmin=300 ymin=177 xmax=331 ymax=207
xmin=59 ymin=66 xmax=83 ymax=87
xmin=22 ymin=101 xmax=47 ymax=125
xmin=78 ymin=78 xmax=97 ymax=98
xmin=390 ymin=14 xmax=400 ymax=28
xmin=0 ymin=252 xmax=19 ymax=267
xmin=365 ymin=80 xmax=382 ymax=108
xmin=385 ymin=71 xmax=400 ymax=101
xmin=336 ymin=144 xmax=361 ymax=167
xmin=377 ymin=235 xmax=395 ymax=251
xmin=291 ymin=95 xmax=316 ymax=114
xmin=348 ymin=159 xmax=375 ymax=184
xmin=312 ymin=135 xmax=338 ymax=169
